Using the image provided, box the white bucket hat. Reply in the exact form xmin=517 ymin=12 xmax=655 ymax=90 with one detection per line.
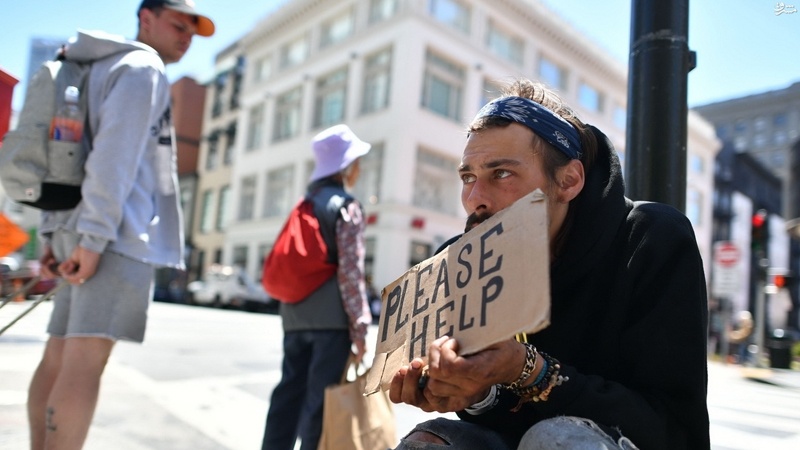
xmin=310 ymin=124 xmax=371 ymax=182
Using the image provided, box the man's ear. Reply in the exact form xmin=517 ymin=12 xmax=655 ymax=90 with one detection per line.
xmin=138 ymin=8 xmax=155 ymax=34
xmin=556 ymin=160 xmax=585 ymax=203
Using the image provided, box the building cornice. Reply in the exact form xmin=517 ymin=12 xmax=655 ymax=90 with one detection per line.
xmin=242 ymin=0 xmax=329 ymax=49
xmin=502 ymin=0 xmax=627 ymax=82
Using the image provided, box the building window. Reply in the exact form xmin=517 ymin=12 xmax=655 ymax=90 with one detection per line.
xmin=774 ymin=130 xmax=788 ymax=145
xmin=369 ymin=0 xmax=397 ymax=23
xmin=211 ymin=72 xmax=227 ymax=118
xmin=273 ymin=86 xmax=303 ymax=142
xmin=263 ymin=165 xmax=295 ymax=218
xmin=734 ymin=120 xmax=747 ymax=134
xmin=362 ymin=48 xmax=392 ymax=114
xmin=180 ymin=185 xmax=192 ymax=224
xmin=754 ymin=116 xmax=768 ymax=131
xmin=771 ymin=150 xmax=786 ymax=167
xmin=257 ymin=243 xmax=270 ymax=277
xmin=774 ymin=113 xmax=788 ymax=127
xmin=279 ymin=35 xmax=309 ymax=70
xmin=421 ymin=50 xmax=464 ymax=122
xmin=613 ymin=104 xmax=626 ymax=130
xmin=245 ymin=103 xmax=264 ymax=151
xmin=253 ymin=55 xmax=272 ymax=84
xmin=223 ymin=122 xmax=236 ymax=165
xmin=229 ymin=56 xmax=244 ymax=111
xmin=216 ymin=185 xmax=231 ymax=231
xmin=538 ymin=56 xmax=567 ymax=90
xmin=689 ymin=154 xmax=704 ymax=175
xmin=578 ymin=82 xmax=603 ymax=113
xmin=352 ymin=143 xmax=384 ymax=205
xmin=754 ymin=133 xmax=768 ymax=148
xmin=365 ymin=237 xmax=376 ymax=278
xmin=429 ymin=0 xmax=470 ymax=34
xmin=321 ymin=9 xmax=354 ymax=48
xmin=232 ymin=245 xmax=248 ymax=270
xmin=194 ymin=249 xmax=206 ymax=279
xmin=733 ymin=135 xmax=747 ymax=151
xmin=686 ymin=188 xmax=702 ymax=226
xmin=314 ymin=67 xmax=348 ymax=128
xmin=199 ymin=189 xmax=214 ymax=233
xmin=304 ymin=159 xmax=316 ymax=184
xmin=206 ymin=132 xmax=219 ymax=170
xmin=410 ymin=241 xmax=432 ymax=267
xmin=480 ymin=78 xmax=502 ymax=108
xmin=486 ymin=21 xmax=523 ymax=66
xmin=413 ymin=148 xmax=459 ymax=215
xmin=238 ymin=175 xmax=257 ymax=221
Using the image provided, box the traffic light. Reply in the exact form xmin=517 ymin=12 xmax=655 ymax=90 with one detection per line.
xmin=751 ymin=209 xmax=768 ymax=256
xmin=771 ymin=272 xmax=794 ymax=289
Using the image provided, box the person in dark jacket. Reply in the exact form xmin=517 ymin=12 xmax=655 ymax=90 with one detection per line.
xmin=261 ymin=124 xmax=374 ymax=450
xmin=389 ymin=79 xmax=710 ymax=450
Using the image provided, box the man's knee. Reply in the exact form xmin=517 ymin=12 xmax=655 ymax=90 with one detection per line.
xmin=519 ymin=417 xmax=637 ymax=450
xmin=60 ymin=337 xmax=115 ymax=374
xmin=405 ymin=430 xmax=448 ymax=444
xmin=395 ymin=418 xmax=512 ymax=450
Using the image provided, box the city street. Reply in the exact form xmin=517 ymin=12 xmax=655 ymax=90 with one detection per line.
xmin=2 ymin=299 xmax=799 ymax=449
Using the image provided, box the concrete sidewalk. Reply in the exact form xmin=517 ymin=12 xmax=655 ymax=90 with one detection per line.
xmin=740 ymin=366 xmax=800 ymax=389
xmin=2 ymin=300 xmax=799 ymax=449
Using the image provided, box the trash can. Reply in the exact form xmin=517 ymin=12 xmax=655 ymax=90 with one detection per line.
xmin=767 ymin=329 xmax=793 ymax=369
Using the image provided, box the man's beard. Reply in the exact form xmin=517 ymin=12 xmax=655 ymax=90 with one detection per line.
xmin=465 ymin=211 xmax=493 ymax=232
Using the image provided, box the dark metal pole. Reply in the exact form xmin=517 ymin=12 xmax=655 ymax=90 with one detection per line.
xmin=626 ymin=0 xmax=694 ymax=210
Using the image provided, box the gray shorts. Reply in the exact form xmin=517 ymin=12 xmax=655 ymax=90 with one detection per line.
xmin=47 ymin=231 xmax=154 ymax=343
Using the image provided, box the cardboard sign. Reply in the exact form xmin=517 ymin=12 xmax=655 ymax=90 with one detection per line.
xmin=365 ymin=190 xmax=551 ymax=395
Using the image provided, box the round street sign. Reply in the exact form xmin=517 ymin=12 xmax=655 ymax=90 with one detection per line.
xmin=715 ymin=242 xmax=740 ymax=268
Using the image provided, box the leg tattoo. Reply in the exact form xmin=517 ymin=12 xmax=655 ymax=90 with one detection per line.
xmin=46 ymin=406 xmax=58 ymax=432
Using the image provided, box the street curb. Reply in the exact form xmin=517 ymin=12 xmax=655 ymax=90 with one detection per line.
xmin=740 ymin=367 xmax=800 ymax=390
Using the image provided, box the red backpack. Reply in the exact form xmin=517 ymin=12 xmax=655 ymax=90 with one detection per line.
xmin=262 ymin=198 xmax=337 ymax=303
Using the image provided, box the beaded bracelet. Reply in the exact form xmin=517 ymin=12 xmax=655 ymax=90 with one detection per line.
xmin=508 ymin=352 xmax=569 ymax=411
xmin=504 ymin=343 xmax=537 ymax=390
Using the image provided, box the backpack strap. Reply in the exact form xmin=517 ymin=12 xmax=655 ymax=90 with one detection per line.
xmin=306 ymin=186 xmax=355 ymax=265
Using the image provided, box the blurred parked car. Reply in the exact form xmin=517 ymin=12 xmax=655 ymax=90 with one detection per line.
xmin=186 ymin=264 xmax=276 ymax=313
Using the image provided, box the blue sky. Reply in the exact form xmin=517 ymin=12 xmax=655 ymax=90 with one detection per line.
xmin=1 ymin=0 xmax=798 ymax=112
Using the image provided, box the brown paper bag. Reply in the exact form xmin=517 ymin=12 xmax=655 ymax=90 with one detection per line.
xmin=318 ymin=355 xmax=396 ymax=450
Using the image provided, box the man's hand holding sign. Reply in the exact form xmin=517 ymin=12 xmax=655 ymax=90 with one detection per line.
xmin=365 ymin=190 xmax=551 ymax=413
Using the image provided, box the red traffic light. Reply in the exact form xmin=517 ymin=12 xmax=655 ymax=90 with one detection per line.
xmin=774 ymin=274 xmax=786 ymax=288
xmin=752 ymin=209 xmax=767 ymax=228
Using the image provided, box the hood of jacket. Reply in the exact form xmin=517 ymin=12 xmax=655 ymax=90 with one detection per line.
xmin=66 ymin=29 xmax=159 ymax=65
xmin=550 ymin=125 xmax=629 ymax=280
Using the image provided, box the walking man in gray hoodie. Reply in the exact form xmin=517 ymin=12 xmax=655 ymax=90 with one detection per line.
xmin=27 ymin=2 xmax=214 ymax=449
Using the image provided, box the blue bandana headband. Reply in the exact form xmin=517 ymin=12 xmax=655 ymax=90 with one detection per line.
xmin=474 ymin=96 xmax=582 ymax=160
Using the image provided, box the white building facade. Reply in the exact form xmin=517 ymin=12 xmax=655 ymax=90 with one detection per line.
xmin=195 ymin=0 xmax=719 ymax=292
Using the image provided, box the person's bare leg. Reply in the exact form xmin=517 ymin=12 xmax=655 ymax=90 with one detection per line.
xmin=41 ymin=337 xmax=114 ymax=450
xmin=28 ymin=337 xmax=65 ymax=450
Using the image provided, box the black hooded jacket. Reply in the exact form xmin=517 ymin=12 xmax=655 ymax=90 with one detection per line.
xmin=456 ymin=126 xmax=710 ymax=449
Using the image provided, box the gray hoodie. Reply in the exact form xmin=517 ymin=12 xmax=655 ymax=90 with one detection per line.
xmin=41 ymin=30 xmax=184 ymax=268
